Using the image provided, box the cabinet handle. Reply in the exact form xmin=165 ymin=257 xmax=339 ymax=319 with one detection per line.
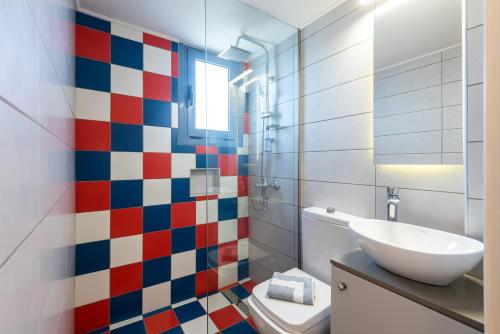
xmin=337 ymin=282 xmax=347 ymax=291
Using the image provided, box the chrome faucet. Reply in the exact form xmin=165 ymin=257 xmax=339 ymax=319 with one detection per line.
xmin=386 ymin=187 xmax=400 ymax=222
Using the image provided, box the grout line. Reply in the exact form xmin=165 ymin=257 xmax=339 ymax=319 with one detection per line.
xmin=374 ymin=80 xmax=462 ymax=101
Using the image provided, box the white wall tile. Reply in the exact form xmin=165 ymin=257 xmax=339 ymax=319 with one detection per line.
xmin=111 ymin=22 xmax=143 ymax=42
xmin=374 ymin=85 xmax=441 ymax=118
xmin=110 ymin=235 xmax=142 ymax=268
xmin=374 ymin=108 xmax=441 ymax=136
xmin=76 ymin=211 xmax=110 ymax=244
xmin=468 ymin=84 xmax=483 ymax=141
xmin=111 ymin=152 xmax=143 ymax=180
xmin=443 ymin=56 xmax=462 ymax=83
xmin=76 ymin=88 xmax=110 ymax=121
xmin=238 ymin=196 xmax=249 ymax=218
xmin=142 ymin=282 xmax=171 ymax=313
xmin=375 ymin=131 xmax=441 ymax=154
xmin=238 ymin=238 xmax=249 ymax=260
xmin=218 ymin=262 xmax=237 ymax=288
xmin=171 ymin=250 xmax=196 ymax=279
xmin=467 ymin=26 xmax=484 ymax=85
xmin=143 ymin=179 xmax=171 ymax=205
xmin=468 ymin=198 xmax=484 ymax=241
xmin=443 ymin=129 xmax=463 ymax=153
xmin=111 ymin=64 xmax=143 ymax=97
xmin=249 ymin=200 xmax=297 ymax=232
xmin=143 ymin=45 xmax=172 ymax=77
xmin=468 ymin=142 xmax=484 ymax=199
xmin=442 ymin=80 xmax=462 ymax=106
xmin=443 ymin=105 xmax=463 ymax=130
xmin=218 ymin=219 xmax=238 ymax=244
xmin=171 ymin=153 xmax=196 ymax=178
xmin=199 ymin=292 xmax=230 ymax=312
xmin=219 ymin=176 xmax=237 ymax=199
xmin=171 ymin=103 xmax=179 ymax=128
xmin=75 ymin=270 xmax=109 ymax=307
xmin=467 ymin=0 xmax=484 ymax=28
xmin=144 ymin=126 xmax=171 ymax=152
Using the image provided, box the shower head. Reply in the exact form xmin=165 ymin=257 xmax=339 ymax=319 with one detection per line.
xmin=218 ymin=45 xmax=252 ymax=62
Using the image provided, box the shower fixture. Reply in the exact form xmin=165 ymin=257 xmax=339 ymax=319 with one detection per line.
xmin=218 ymin=34 xmax=278 ymax=211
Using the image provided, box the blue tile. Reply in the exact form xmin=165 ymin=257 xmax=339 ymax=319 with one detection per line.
xmin=238 ymin=155 xmax=249 ymax=176
xmin=111 ymin=180 xmax=143 ymax=209
xmin=218 ymin=198 xmax=238 ymax=221
xmin=196 ymin=248 xmax=207 ymax=272
xmin=143 ymin=204 xmax=171 ymax=232
xmin=110 ymin=290 xmax=143 ymax=324
xmin=231 ymin=284 xmax=250 ymax=300
xmin=88 ymin=326 xmax=109 ymax=334
xmin=171 ymin=78 xmax=178 ymax=103
xmin=238 ymin=259 xmax=249 ymax=281
xmin=171 ymin=128 xmax=196 ymax=153
xmin=172 ymin=226 xmax=195 ymax=254
xmin=75 ymin=240 xmax=110 ymax=275
xmin=173 ymin=300 xmax=206 ymax=323
xmin=218 ymin=146 xmax=237 ymax=154
xmin=171 ymin=178 xmax=194 ymax=203
xmin=143 ymin=256 xmax=171 ymax=287
xmin=76 ymin=57 xmax=110 ymax=92
xmin=76 ymin=11 xmax=110 ymax=32
xmin=111 ymin=123 xmax=143 ymax=152
xmin=111 ymin=35 xmax=143 ymax=70
xmin=195 ymin=154 xmax=218 ymax=168
xmin=222 ymin=321 xmax=258 ymax=334
xmin=207 ymin=245 xmax=218 ymax=268
xmin=111 ymin=321 xmax=146 ymax=334
xmin=162 ymin=327 xmax=183 ymax=334
xmin=144 ymin=99 xmax=171 ymax=127
xmin=76 ymin=151 xmax=110 ymax=181
xmin=171 ymin=42 xmax=179 ymax=53
xmin=143 ymin=305 xmax=172 ymax=318
xmin=171 ymin=274 xmax=195 ymax=304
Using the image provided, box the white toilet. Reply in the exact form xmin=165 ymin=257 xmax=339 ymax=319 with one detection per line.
xmin=247 ymin=207 xmax=358 ymax=334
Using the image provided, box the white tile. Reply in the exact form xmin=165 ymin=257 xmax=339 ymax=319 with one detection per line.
xmin=196 ymin=199 xmax=218 ymax=225
xmin=143 ymin=44 xmax=172 ymax=76
xmin=238 ymin=197 xmax=248 ymax=218
xmin=468 ymin=142 xmax=484 ymax=199
xmin=218 ymin=262 xmax=238 ymax=288
xmin=111 ymin=235 xmax=142 ymax=267
xmin=237 ymin=134 xmax=249 ymax=155
xmin=374 ymin=108 xmax=441 ymax=136
xmin=76 ymin=88 xmax=110 ymax=121
xmin=442 ymin=105 xmax=463 ymax=130
xmin=218 ymin=219 xmax=238 ymax=244
xmin=142 ymin=282 xmax=171 ymax=313
xmin=171 ymin=103 xmax=179 ymax=128
xmin=75 ymin=270 xmax=109 ymax=307
xmin=76 ymin=211 xmax=110 ymax=244
xmin=171 ymin=250 xmax=196 ymax=279
xmin=219 ymin=176 xmax=237 ymax=198
xmin=250 ymin=219 xmax=294 ymax=257
xmin=374 ymin=131 xmax=441 ymax=155
xmin=199 ymin=292 xmax=230 ymax=312
xmin=171 ymin=153 xmax=196 ymax=178
xmin=443 ymin=56 xmax=462 ymax=84
xmin=111 ymin=64 xmax=143 ymax=97
xmin=111 ymin=22 xmax=143 ymax=42
xmin=238 ymin=238 xmax=249 ymax=260
xmin=443 ymin=129 xmax=463 ymax=153
xmin=467 ymin=26 xmax=484 ymax=85
xmin=111 ymin=152 xmax=143 ymax=180
xmin=468 ymin=198 xmax=484 ymax=241
xmin=467 ymin=0 xmax=484 ymax=28
xmin=249 ymin=200 xmax=296 ymax=232
xmin=144 ymin=126 xmax=171 ymax=152
xmin=181 ymin=315 xmax=218 ymax=334
xmin=442 ymin=80 xmax=462 ymax=107
xmin=143 ymin=179 xmax=171 ymax=205
xmin=468 ymin=84 xmax=483 ymax=141
xmin=109 ymin=316 xmax=143 ymax=331
xmin=374 ymin=85 xmax=440 ymax=118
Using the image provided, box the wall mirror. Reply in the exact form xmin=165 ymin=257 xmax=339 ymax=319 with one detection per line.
xmin=373 ymin=0 xmax=463 ymax=165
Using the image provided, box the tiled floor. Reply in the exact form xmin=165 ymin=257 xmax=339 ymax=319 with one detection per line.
xmin=100 ymin=279 xmax=258 ymax=334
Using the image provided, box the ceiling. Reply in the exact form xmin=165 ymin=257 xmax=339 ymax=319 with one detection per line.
xmin=374 ymin=0 xmax=462 ymax=69
xmin=78 ymin=0 xmax=338 ymax=56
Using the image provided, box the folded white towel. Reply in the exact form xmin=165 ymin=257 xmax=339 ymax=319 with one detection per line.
xmin=267 ymin=272 xmax=315 ymax=305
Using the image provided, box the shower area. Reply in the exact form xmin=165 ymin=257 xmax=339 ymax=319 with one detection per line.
xmin=74 ymin=0 xmax=298 ymax=332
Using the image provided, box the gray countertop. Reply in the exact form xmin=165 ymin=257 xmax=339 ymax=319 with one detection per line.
xmin=331 ymin=249 xmax=484 ymax=332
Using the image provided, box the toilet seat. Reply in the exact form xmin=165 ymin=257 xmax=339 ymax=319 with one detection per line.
xmin=250 ymin=268 xmax=331 ymax=333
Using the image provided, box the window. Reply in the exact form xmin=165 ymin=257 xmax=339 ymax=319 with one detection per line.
xmin=194 ymin=60 xmax=229 ymax=131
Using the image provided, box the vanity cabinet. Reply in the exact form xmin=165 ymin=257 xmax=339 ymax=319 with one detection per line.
xmin=331 ymin=266 xmax=481 ymax=334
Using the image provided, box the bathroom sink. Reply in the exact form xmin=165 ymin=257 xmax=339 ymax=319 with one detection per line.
xmin=348 ymin=219 xmax=484 ymax=285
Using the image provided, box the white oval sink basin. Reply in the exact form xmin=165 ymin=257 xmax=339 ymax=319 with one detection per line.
xmin=349 ymin=219 xmax=484 ymax=286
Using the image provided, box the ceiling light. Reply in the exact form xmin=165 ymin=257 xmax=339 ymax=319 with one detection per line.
xmin=229 ymin=69 xmax=253 ymax=85
xmin=359 ymin=0 xmax=374 ymax=5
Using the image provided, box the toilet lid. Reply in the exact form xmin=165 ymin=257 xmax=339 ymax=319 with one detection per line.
xmin=252 ymin=267 xmax=331 ymax=333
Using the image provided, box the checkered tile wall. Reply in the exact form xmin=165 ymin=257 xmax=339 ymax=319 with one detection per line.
xmin=74 ymin=12 xmax=250 ymax=334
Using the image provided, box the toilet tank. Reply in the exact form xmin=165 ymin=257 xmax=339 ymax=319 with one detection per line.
xmin=301 ymin=207 xmax=359 ymax=284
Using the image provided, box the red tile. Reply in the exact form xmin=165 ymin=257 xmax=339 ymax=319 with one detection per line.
xmin=195 ymin=195 xmax=218 ymax=201
xmin=171 ymin=52 xmax=178 ymax=78
xmin=207 ymin=268 xmax=218 ymax=294
xmin=238 ymin=218 xmax=249 ymax=239
xmin=110 ymin=262 xmax=142 ymax=297
xmin=218 ymin=155 xmax=237 ymax=176
xmin=195 ymin=270 xmax=208 ymax=297
xmin=76 ymin=119 xmax=110 ymax=151
xmin=143 ymin=33 xmax=172 ymax=51
xmin=243 ymin=113 xmax=250 ymax=134
xmin=110 ymin=207 xmax=143 ymax=238
xmin=241 ymin=280 xmax=257 ymax=294
xmin=76 ymin=25 xmax=110 ymax=62
xmin=144 ymin=71 xmax=171 ymax=102
xmin=111 ymin=93 xmax=143 ymax=125
xmin=144 ymin=309 xmax=179 ymax=334
xmin=74 ymin=299 xmax=110 ymax=334
xmin=218 ymin=241 xmax=238 ymax=266
xmin=143 ymin=230 xmax=171 ymax=260
xmin=144 ymin=153 xmax=171 ymax=179
xmin=196 ymin=224 xmax=207 ymax=249
xmin=209 ymin=305 xmax=244 ymax=330
xmin=237 ymin=176 xmax=248 ymax=197
xmin=246 ymin=317 xmax=257 ymax=330
xmin=76 ymin=181 xmax=110 ymax=213
xmin=207 ymin=222 xmax=218 ymax=246
xmin=171 ymin=202 xmax=196 ymax=228
xmin=196 ymin=145 xmax=218 ymax=154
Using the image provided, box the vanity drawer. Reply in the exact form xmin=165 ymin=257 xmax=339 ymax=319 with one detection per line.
xmin=331 ymin=266 xmax=481 ymax=334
